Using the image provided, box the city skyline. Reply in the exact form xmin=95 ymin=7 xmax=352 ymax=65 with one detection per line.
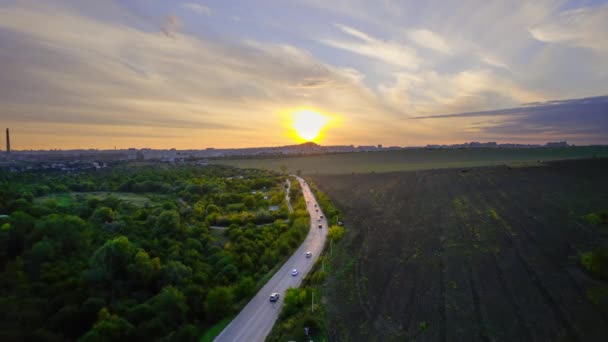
xmin=1 ymin=0 xmax=607 ymax=149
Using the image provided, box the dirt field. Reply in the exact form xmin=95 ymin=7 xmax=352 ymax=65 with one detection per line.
xmin=311 ymin=159 xmax=608 ymax=341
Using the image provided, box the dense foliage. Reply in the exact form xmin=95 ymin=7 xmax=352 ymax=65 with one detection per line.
xmin=0 ymin=163 xmax=309 ymax=341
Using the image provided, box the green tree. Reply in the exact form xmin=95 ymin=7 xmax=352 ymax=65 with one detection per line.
xmin=243 ymin=195 xmax=256 ymax=209
xmin=281 ymin=288 xmax=307 ymax=318
xmin=35 ymin=214 xmax=91 ymax=254
xmin=91 ymin=206 xmax=116 ymax=224
xmin=148 ymin=286 xmax=189 ymax=332
xmin=80 ymin=308 xmax=135 ymax=342
xmin=156 ymin=210 xmax=181 ymax=234
xmin=234 ymin=276 xmax=255 ymax=301
xmin=328 ymin=225 xmax=345 ymax=241
xmin=128 ymin=250 xmax=159 ymax=288
xmin=90 ymin=236 xmax=134 ymax=280
xmin=163 ymin=260 xmax=193 ymax=286
xmin=204 ymin=286 xmax=234 ymax=321
xmin=170 ymin=324 xmax=199 ymax=342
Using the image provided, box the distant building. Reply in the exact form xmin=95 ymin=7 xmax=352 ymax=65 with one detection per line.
xmin=136 ymin=149 xmax=144 ymax=161
xmin=546 ymin=141 xmax=569 ymax=147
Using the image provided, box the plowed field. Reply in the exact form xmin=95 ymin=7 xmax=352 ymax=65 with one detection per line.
xmin=312 ymin=159 xmax=608 ymax=341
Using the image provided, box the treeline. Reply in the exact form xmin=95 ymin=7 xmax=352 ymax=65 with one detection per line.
xmin=0 ymin=164 xmax=309 ymax=341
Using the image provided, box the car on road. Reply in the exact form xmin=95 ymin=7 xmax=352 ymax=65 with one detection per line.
xmin=306 ymin=251 xmax=312 ymax=258
xmin=291 ymin=269 xmax=299 ymax=276
xmin=269 ymin=293 xmax=280 ymax=302
xmin=318 ymin=224 xmax=323 ymax=229
xmin=320 ymin=215 xmax=324 ymax=219
xmin=314 ymin=203 xmax=317 ymax=207
xmin=315 ymin=209 xmax=319 ymax=212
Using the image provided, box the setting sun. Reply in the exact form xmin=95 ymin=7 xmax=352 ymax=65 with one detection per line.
xmin=293 ymin=110 xmax=328 ymax=141
xmin=292 ymin=110 xmax=328 ymax=142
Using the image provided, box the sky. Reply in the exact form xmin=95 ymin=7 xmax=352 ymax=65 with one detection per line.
xmin=0 ymin=0 xmax=607 ymax=149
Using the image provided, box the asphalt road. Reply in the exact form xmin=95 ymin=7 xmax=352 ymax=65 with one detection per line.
xmin=214 ymin=176 xmax=328 ymax=342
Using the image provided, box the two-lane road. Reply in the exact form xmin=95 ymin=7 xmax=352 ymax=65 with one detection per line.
xmin=215 ymin=176 xmax=328 ymax=342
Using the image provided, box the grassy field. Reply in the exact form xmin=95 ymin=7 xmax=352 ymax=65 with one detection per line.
xmin=311 ymin=159 xmax=608 ymax=341
xmin=35 ymin=192 xmax=153 ymax=207
xmin=213 ymin=146 xmax=608 ymax=175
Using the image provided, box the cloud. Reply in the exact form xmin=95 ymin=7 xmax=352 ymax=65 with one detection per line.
xmin=378 ymin=69 xmax=543 ymax=117
xmin=480 ymin=55 xmax=510 ymax=70
xmin=1 ymin=0 xmax=607 ymax=147
xmin=161 ymin=15 xmax=181 ymax=37
xmin=411 ymin=96 xmax=608 ymax=144
xmin=320 ymin=23 xmax=419 ymax=69
xmin=0 ymin=1 xmax=423 ymax=148
xmin=412 ymin=95 xmax=608 ymax=118
xmin=407 ymin=29 xmax=451 ymax=54
xmin=529 ymin=4 xmax=608 ymax=52
xmin=181 ymin=2 xmax=211 ymax=15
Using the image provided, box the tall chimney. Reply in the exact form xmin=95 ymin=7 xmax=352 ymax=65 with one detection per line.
xmin=6 ymin=128 xmax=10 ymax=153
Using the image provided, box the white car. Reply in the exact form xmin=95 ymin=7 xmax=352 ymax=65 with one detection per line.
xmin=291 ymin=268 xmax=299 ymax=276
xmin=306 ymin=251 xmax=312 ymax=258
xmin=269 ymin=293 xmax=280 ymax=302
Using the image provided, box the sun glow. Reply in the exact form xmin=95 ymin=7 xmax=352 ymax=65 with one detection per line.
xmin=292 ymin=110 xmax=329 ymax=142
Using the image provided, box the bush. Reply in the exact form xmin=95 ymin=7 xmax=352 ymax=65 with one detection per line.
xmin=581 ymin=248 xmax=608 ymax=280
xmin=328 ymin=225 xmax=345 ymax=241
xmin=584 ymin=211 xmax=608 ymax=226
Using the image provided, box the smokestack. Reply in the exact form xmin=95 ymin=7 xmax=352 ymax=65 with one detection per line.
xmin=5 ymin=128 xmax=10 ymax=153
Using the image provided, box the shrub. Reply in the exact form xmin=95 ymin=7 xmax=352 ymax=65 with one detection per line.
xmin=581 ymin=248 xmax=608 ymax=280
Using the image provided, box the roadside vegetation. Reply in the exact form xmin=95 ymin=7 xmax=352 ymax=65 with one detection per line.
xmin=580 ymin=210 xmax=608 ymax=280
xmin=0 ymin=163 xmax=309 ymax=341
xmin=266 ymin=180 xmax=343 ymax=342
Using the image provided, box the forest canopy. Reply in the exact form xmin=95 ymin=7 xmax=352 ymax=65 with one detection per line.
xmin=0 ymin=163 xmax=309 ymax=341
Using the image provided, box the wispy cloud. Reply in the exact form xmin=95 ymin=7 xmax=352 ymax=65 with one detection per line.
xmin=181 ymin=2 xmax=211 ymax=15
xmin=0 ymin=0 xmax=607 ymax=148
xmin=0 ymin=2 xmax=420 ymax=148
xmin=528 ymin=4 xmax=608 ymax=52
xmin=407 ymin=29 xmax=451 ymax=54
xmin=411 ymin=96 xmax=608 ymax=143
xmin=321 ymin=24 xmax=419 ymax=69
